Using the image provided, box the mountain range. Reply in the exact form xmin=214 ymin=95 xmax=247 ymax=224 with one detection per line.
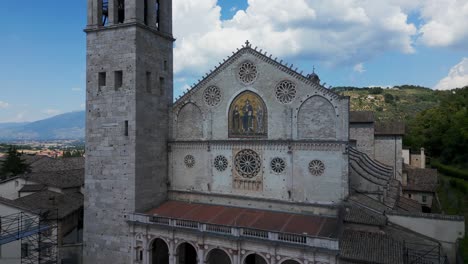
xmin=0 ymin=111 xmax=85 ymax=141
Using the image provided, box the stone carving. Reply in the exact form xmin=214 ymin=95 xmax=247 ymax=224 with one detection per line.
xmin=238 ymin=61 xmax=258 ymax=85
xmin=270 ymin=157 xmax=286 ymax=174
xmin=177 ymin=103 xmax=203 ymax=139
xmin=297 ymin=96 xmax=336 ymax=140
xmin=309 ymin=160 xmax=325 ymax=176
xmin=275 ymin=80 xmax=297 ymax=104
xmin=214 ymin=155 xmax=228 ymax=171
xmin=184 ymin=155 xmax=195 ymax=168
xmin=235 ymin=149 xmax=261 ymax=178
xmin=203 ymin=86 xmax=221 ymax=107
xmin=229 ymin=91 xmax=267 ymax=138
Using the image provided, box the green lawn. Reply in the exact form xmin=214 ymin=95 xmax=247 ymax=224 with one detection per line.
xmin=437 ymin=174 xmax=468 ymax=261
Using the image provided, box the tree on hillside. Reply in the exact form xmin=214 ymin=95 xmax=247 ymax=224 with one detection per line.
xmin=0 ymin=146 xmax=31 ymax=180
xmin=404 ymin=87 xmax=468 ymax=168
xmin=63 ymin=149 xmax=85 ymax=158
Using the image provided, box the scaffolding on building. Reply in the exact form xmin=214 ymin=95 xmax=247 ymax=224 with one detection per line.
xmin=0 ymin=210 xmax=58 ymax=264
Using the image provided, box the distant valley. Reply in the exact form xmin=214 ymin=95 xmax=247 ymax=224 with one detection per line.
xmin=0 ymin=111 xmax=85 ymax=141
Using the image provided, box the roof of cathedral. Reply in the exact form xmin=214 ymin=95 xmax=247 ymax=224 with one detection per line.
xmin=403 ymin=166 xmax=438 ymax=193
xmin=349 ymin=111 xmax=375 ymax=123
xmin=344 ymin=205 xmax=387 ymax=226
xmin=147 ymin=200 xmax=340 ymax=238
xmin=375 ymin=121 xmax=405 ymax=136
xmin=173 ymin=41 xmax=341 ymax=108
xmin=340 ymin=230 xmax=405 ymax=264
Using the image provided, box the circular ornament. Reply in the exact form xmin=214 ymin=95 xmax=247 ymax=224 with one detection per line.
xmin=238 ymin=61 xmax=258 ymax=85
xmin=270 ymin=157 xmax=286 ymax=174
xmin=309 ymin=160 xmax=325 ymax=176
xmin=214 ymin=155 xmax=228 ymax=171
xmin=235 ymin=149 xmax=261 ymax=178
xmin=203 ymin=86 xmax=221 ymax=107
xmin=184 ymin=155 xmax=195 ymax=168
xmin=275 ymin=80 xmax=297 ymax=104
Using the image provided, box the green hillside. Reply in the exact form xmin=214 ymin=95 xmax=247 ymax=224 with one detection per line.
xmin=332 ymin=85 xmax=439 ymax=120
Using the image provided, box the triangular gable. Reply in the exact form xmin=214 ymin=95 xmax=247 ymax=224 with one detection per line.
xmin=173 ymin=41 xmax=341 ymax=109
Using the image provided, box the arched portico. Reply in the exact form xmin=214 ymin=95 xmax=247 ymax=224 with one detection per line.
xmin=206 ymin=248 xmax=232 ymax=264
xmin=244 ymin=253 xmax=268 ymax=264
xmin=176 ymin=242 xmax=198 ymax=264
xmin=150 ymin=238 xmax=170 ymax=264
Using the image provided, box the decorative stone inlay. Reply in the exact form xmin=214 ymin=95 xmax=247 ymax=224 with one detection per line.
xmin=275 ymin=80 xmax=297 ymax=104
xmin=235 ymin=149 xmax=261 ymax=178
xmin=203 ymin=86 xmax=221 ymax=107
xmin=214 ymin=155 xmax=228 ymax=171
xmin=270 ymin=157 xmax=286 ymax=174
xmin=309 ymin=160 xmax=325 ymax=176
xmin=238 ymin=61 xmax=258 ymax=85
xmin=184 ymin=155 xmax=195 ymax=168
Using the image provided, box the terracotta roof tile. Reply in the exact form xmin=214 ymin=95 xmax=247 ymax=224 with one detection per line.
xmin=147 ymin=201 xmax=339 ymax=238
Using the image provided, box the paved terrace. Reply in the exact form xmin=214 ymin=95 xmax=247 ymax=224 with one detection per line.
xmin=129 ymin=201 xmax=341 ymax=251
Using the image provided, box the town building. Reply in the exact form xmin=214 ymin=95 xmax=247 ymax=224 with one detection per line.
xmin=83 ymin=1 xmax=464 ymax=264
xmin=0 ymin=156 xmax=84 ymax=264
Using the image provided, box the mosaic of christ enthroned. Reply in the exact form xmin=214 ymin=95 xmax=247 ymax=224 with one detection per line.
xmin=229 ymin=91 xmax=267 ymax=138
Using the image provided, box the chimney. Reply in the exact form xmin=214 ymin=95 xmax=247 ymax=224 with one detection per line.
xmin=420 ymin=147 xmax=425 ymax=169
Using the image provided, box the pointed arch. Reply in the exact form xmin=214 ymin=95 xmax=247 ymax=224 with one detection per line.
xmin=228 ymin=91 xmax=268 ymax=138
xmin=176 ymin=102 xmax=203 ymax=140
xmin=297 ymin=96 xmax=337 ymax=140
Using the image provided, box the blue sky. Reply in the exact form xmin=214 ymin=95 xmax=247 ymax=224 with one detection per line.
xmin=0 ymin=0 xmax=467 ymax=123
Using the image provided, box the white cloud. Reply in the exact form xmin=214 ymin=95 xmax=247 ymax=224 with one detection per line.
xmin=42 ymin=109 xmax=61 ymax=116
xmin=353 ymin=63 xmax=366 ymax=73
xmin=435 ymin=58 xmax=468 ymax=90
xmin=173 ymin=0 xmax=417 ymax=77
xmin=80 ymin=103 xmax=86 ymax=109
xmin=71 ymin=87 xmax=83 ymax=92
xmin=0 ymin=101 xmax=9 ymax=109
xmin=418 ymin=0 xmax=468 ymax=48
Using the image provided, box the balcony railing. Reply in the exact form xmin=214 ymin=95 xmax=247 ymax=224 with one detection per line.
xmin=129 ymin=214 xmax=339 ymax=251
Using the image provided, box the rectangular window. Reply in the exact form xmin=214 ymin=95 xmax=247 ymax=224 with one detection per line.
xmin=144 ymin=0 xmax=148 ymax=25
xmin=139 ymin=250 xmax=143 ymax=261
xmin=164 ymin=60 xmax=168 ymax=71
xmin=422 ymin=195 xmax=427 ymax=203
xmin=21 ymin=243 xmax=29 ymax=258
xmin=159 ymin=77 xmax=165 ymax=96
xmin=114 ymin=71 xmax=123 ymax=90
xmin=146 ymin=72 xmax=152 ymax=93
xmin=156 ymin=0 xmax=160 ymax=29
xmin=117 ymin=0 xmax=125 ymax=23
xmin=99 ymin=72 xmax=106 ymax=87
xmin=124 ymin=121 xmax=129 ymax=137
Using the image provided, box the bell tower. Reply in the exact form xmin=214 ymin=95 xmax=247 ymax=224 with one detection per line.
xmin=83 ymin=0 xmax=173 ymax=262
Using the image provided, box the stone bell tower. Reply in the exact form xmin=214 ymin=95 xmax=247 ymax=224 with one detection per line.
xmin=83 ymin=0 xmax=173 ymax=262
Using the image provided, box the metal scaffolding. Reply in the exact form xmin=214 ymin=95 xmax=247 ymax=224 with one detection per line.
xmin=0 ymin=210 xmax=58 ymax=264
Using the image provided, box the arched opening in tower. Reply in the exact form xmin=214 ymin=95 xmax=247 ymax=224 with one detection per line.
xmin=151 ymin=238 xmax=169 ymax=264
xmin=176 ymin=242 xmax=197 ymax=264
xmin=244 ymin=254 xmax=267 ymax=264
xmin=206 ymin=248 xmax=231 ymax=264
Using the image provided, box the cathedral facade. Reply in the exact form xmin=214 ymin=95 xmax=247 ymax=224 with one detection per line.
xmin=83 ymin=1 xmax=464 ymax=264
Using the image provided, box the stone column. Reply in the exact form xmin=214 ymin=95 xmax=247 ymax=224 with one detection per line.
xmin=108 ymin=0 xmax=117 ymax=25
xmin=198 ymin=247 xmax=205 ymax=264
